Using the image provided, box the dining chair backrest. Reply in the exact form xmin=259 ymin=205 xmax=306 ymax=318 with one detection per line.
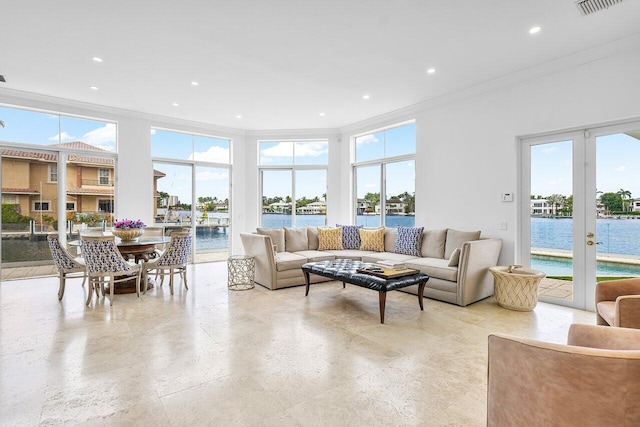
xmin=80 ymin=235 xmax=134 ymax=275
xmin=144 ymin=226 xmax=165 ymax=238
xmin=156 ymin=232 xmax=192 ymax=268
xmin=47 ymin=235 xmax=84 ymax=272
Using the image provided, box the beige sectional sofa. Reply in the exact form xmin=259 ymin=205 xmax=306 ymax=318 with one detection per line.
xmin=239 ymin=227 xmax=502 ymax=306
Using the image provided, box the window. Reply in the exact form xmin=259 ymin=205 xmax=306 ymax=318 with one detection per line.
xmin=2 ymin=195 xmax=19 ymax=204
xmin=353 ymin=122 xmax=415 ymax=227
xmin=259 ymin=140 xmax=328 ymax=229
xmin=151 ymin=128 xmax=232 ymax=262
xmin=98 ymin=169 xmax=110 ymax=185
xmin=48 ymin=164 xmax=58 ymax=183
xmin=66 ymin=202 xmax=76 ymax=211
xmin=98 ymin=199 xmax=114 ymax=213
xmin=34 ymin=201 xmax=51 ymax=211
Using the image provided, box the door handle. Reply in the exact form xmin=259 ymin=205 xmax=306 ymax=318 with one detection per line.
xmin=587 ymin=241 xmax=603 ymax=246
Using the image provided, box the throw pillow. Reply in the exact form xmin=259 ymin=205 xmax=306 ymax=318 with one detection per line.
xmin=394 ymin=226 xmax=424 ymax=257
xmin=284 ymin=227 xmax=308 ymax=252
xmin=317 ymin=227 xmax=344 ymax=251
xmin=257 ymin=228 xmax=285 ymax=253
xmin=359 ymin=227 xmax=385 ymax=252
xmin=337 ymin=224 xmax=362 ymax=250
xmin=444 ymin=229 xmax=481 ymax=258
xmin=448 ymin=247 xmax=461 ymax=267
xmin=307 ymin=227 xmax=319 ymax=250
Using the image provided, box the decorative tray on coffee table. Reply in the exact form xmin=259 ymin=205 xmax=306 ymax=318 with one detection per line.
xmin=356 ymin=267 xmax=420 ymax=279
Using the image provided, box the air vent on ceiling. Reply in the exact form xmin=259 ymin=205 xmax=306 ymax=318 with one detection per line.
xmin=575 ymin=0 xmax=625 ymax=15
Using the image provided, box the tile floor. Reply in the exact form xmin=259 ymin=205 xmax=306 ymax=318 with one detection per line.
xmin=0 ymin=262 xmax=595 ymax=426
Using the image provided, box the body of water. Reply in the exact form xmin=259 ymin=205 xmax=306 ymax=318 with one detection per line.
xmin=261 ymin=214 xmax=415 ymax=229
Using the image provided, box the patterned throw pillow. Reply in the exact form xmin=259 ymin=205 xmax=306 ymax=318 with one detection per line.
xmin=337 ymin=224 xmax=362 ymax=250
xmin=359 ymin=227 xmax=385 ymax=252
xmin=317 ymin=227 xmax=344 ymax=251
xmin=394 ymin=226 xmax=424 ymax=257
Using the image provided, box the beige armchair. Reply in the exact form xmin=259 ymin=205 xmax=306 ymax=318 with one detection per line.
xmin=487 ymin=324 xmax=640 ymax=426
xmin=596 ymin=277 xmax=640 ymax=328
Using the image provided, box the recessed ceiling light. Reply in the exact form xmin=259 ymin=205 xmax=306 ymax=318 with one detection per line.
xmin=427 ymin=68 xmax=436 ymax=74
xmin=90 ymin=86 xmax=99 ymax=90
xmin=362 ymin=94 xmax=370 ymax=100
xmin=236 ymin=115 xmax=242 ymax=119
xmin=191 ymin=81 xmax=199 ymax=86
xmin=529 ymin=26 xmax=542 ymax=34
xmin=172 ymin=102 xmax=179 ymax=107
xmin=92 ymin=57 xmax=103 ymax=62
xmin=319 ymin=112 xmax=326 ymax=117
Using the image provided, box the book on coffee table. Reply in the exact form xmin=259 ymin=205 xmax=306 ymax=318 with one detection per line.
xmin=376 ymin=260 xmax=407 ymax=270
xmin=357 ymin=267 xmax=419 ymax=279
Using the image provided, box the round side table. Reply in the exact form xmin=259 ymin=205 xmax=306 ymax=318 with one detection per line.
xmin=489 ymin=266 xmax=546 ymax=311
xmin=227 ymin=255 xmax=255 ymax=291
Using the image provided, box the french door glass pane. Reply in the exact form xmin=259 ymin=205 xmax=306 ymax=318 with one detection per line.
xmin=530 ymin=140 xmax=574 ymax=301
xmin=153 ymin=162 xmax=193 ymax=229
xmin=262 ymin=170 xmax=292 ymax=228
xmin=60 ymin=116 xmax=117 ymax=152
xmin=595 ymin=131 xmax=640 ymax=278
xmin=355 ymin=165 xmax=381 ymax=227
xmin=295 ymin=170 xmax=326 ymax=227
xmin=385 ymin=161 xmax=415 ymax=227
xmin=194 ymin=166 xmax=229 ymax=262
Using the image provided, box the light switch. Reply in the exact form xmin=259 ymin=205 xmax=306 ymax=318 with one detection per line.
xmin=501 ymin=193 xmax=514 ymax=202
xmin=501 ymin=221 xmax=508 ymax=230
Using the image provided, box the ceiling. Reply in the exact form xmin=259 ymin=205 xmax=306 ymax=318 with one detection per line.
xmin=1 ymin=0 xmax=639 ymax=131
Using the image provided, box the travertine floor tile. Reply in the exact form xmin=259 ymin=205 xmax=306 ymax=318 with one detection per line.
xmin=0 ymin=261 xmax=596 ymax=426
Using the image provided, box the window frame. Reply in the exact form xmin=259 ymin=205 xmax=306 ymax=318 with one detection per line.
xmin=258 ymin=139 xmax=329 ymax=228
xmin=48 ymin=164 xmax=58 ymax=183
xmin=98 ymin=168 xmax=110 ymax=186
xmin=33 ymin=201 xmax=51 ymax=212
xmin=351 ymin=121 xmax=416 ymax=226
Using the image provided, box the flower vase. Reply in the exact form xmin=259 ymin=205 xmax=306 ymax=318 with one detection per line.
xmin=113 ymin=228 xmax=144 ymax=241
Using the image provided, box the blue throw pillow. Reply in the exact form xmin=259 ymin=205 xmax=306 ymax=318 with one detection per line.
xmin=337 ymin=224 xmax=362 ymax=250
xmin=394 ymin=226 xmax=424 ymax=256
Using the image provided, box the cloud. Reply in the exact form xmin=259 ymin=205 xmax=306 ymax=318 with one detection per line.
xmin=542 ymin=146 xmax=558 ymax=154
xmin=191 ymin=146 xmax=230 ymax=163
xmin=48 ymin=132 xmax=74 ymax=142
xmin=196 ymin=170 xmax=229 ymax=181
xmin=260 ymin=141 xmax=328 ymax=162
xmin=356 ymin=134 xmax=379 ymax=146
xmin=549 ymin=178 xmax=565 ymax=186
xmin=82 ymin=123 xmax=116 ymax=150
xmin=616 ymin=165 xmax=626 ymax=172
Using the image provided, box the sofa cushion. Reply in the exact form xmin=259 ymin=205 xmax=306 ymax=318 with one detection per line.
xmin=285 ymin=227 xmax=308 ymax=252
xmin=405 ymin=257 xmax=458 ymax=282
xmin=324 ymin=249 xmax=377 ymax=260
xmin=444 ymin=229 xmax=481 ymax=258
xmin=596 ymin=301 xmax=616 ymax=326
xmin=362 ymin=252 xmax=421 ymax=263
xmin=338 ymin=224 xmax=362 ymax=249
xmin=307 ymin=227 xmax=319 ymax=250
xmin=384 ymin=228 xmax=398 ymax=252
xmin=359 ymin=227 xmax=385 ymax=252
xmin=257 ymin=228 xmax=285 ymax=253
xmin=318 ymin=227 xmax=344 ymax=250
xmin=293 ymin=250 xmax=335 ymax=262
xmin=448 ymin=248 xmax=461 ymax=267
xmin=275 ymin=252 xmax=308 ymax=272
xmin=421 ymin=229 xmax=447 ymax=259
xmin=394 ymin=226 xmax=424 ymax=257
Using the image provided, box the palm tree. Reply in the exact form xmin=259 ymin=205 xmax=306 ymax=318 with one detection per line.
xmin=546 ymin=194 xmax=566 ymax=217
xmin=617 ymin=189 xmax=632 ymax=212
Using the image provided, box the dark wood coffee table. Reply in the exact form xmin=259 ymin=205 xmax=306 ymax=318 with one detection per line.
xmin=301 ymin=260 xmax=429 ymax=324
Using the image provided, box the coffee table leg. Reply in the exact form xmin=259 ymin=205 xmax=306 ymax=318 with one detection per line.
xmin=418 ymin=281 xmax=426 ymax=311
xmin=304 ymin=271 xmax=311 ymax=296
xmin=342 ymin=281 xmax=345 ymax=289
xmin=379 ymin=291 xmax=387 ymax=324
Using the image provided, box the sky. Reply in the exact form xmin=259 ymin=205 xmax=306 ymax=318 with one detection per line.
xmin=531 ymin=132 xmax=640 ymax=199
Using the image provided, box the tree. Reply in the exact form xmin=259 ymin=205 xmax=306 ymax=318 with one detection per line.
xmin=364 ymin=192 xmax=380 ymax=210
xmin=546 ymin=194 xmax=566 ymax=216
xmin=560 ymin=195 xmax=574 ymax=216
xmin=157 ymin=191 xmax=169 ymax=207
xmin=617 ymin=189 xmax=632 ymax=212
xmin=600 ymin=192 xmax=622 ymax=214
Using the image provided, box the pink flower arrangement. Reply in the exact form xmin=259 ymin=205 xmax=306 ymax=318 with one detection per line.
xmin=114 ymin=219 xmax=146 ymax=229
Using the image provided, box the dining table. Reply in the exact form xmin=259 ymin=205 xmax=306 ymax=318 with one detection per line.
xmin=71 ymin=234 xmax=171 ymax=294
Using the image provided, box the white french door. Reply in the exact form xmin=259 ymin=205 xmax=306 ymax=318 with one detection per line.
xmin=521 ymin=119 xmax=640 ymax=310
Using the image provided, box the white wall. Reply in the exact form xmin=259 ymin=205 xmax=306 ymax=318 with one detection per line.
xmin=339 ymin=44 xmax=640 ymax=265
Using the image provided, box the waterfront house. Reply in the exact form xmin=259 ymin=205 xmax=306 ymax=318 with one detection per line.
xmin=296 ymin=201 xmax=326 ymax=215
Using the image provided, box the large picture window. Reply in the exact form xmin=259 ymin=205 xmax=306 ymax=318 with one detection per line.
xmin=259 ymin=140 xmax=328 ymax=229
xmin=353 ymin=122 xmax=415 ymax=227
xmin=151 ymin=128 xmax=231 ymax=262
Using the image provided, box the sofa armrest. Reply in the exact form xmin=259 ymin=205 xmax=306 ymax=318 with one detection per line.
xmin=596 ymin=278 xmax=640 ymax=304
xmin=457 ymin=238 xmax=502 ymax=306
xmin=239 ymin=233 xmax=277 ymax=290
xmin=616 ymin=295 xmax=640 ymax=329
xmin=568 ymin=323 xmax=640 ymax=350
